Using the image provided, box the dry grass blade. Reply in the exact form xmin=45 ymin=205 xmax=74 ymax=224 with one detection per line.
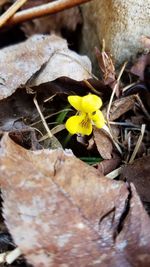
xmin=106 ymin=167 xmax=122 ymax=179
xmin=102 ymin=124 xmax=122 ymax=154
xmin=106 ymin=61 xmax=127 ymax=122
xmin=39 ymin=124 xmax=65 ymax=141
xmin=33 ymin=96 xmax=53 ymax=139
xmin=4 ymin=0 xmax=92 ymax=27
xmin=129 ymin=124 xmax=146 ymax=163
xmin=0 ymin=0 xmax=27 ymax=28
xmin=83 ymin=79 xmax=101 ymax=95
xmin=135 ymin=94 xmax=150 ymax=119
xmin=106 ymin=62 xmax=127 ymax=154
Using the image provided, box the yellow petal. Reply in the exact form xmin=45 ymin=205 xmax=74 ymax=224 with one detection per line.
xmin=65 ymin=114 xmax=92 ymax=136
xmin=68 ymin=95 xmax=82 ymax=111
xmin=81 ymin=94 xmax=102 ymax=113
xmin=89 ymin=110 xmax=105 ymax=128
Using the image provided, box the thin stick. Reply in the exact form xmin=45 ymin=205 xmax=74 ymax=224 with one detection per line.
xmin=5 ymin=0 xmax=92 ymax=27
xmin=129 ymin=124 xmax=146 ymax=163
xmin=33 ymin=96 xmax=53 ymax=139
xmin=6 ymin=247 xmax=22 ymax=264
xmin=0 ymin=247 xmax=22 ymax=264
xmin=83 ymin=79 xmax=102 ymax=96
xmin=106 ymin=167 xmax=122 ymax=179
xmin=0 ymin=0 xmax=28 ymax=28
xmin=0 ymin=252 xmax=6 ymax=263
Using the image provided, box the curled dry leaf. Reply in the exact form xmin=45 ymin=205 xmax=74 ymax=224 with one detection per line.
xmin=96 ymin=153 xmax=121 ymax=175
xmin=93 ymin=127 xmax=113 ymax=159
xmin=0 ymin=34 xmax=92 ymax=100
xmin=103 ymin=95 xmax=136 ymax=121
xmin=28 ymin=48 xmax=92 ymax=87
xmin=95 ymin=47 xmax=116 ymax=86
xmin=0 ymin=34 xmax=66 ymax=100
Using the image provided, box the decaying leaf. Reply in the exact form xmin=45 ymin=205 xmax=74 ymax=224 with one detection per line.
xmin=0 ymin=34 xmax=65 ymax=100
xmin=116 ymin=183 xmax=150 ymax=267
xmin=96 ymin=153 xmax=121 ymax=175
xmin=0 ymin=134 xmax=150 ymax=266
xmin=0 ymin=34 xmax=92 ymax=100
xmin=93 ymin=127 xmax=113 ymax=159
xmin=120 ymin=155 xmax=150 ymax=204
xmin=0 ymin=134 xmax=126 ymax=266
xmin=130 ymin=53 xmax=150 ymax=81
xmin=103 ymin=95 xmax=136 ymax=121
xmin=28 ymin=48 xmax=92 ymax=87
xmin=0 ymin=89 xmax=37 ymax=131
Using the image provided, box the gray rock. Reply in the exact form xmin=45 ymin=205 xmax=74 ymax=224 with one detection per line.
xmin=81 ymin=0 xmax=150 ymax=68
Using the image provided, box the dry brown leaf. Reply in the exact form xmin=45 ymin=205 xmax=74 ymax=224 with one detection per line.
xmin=96 ymin=153 xmax=121 ymax=175
xmin=0 ymin=34 xmax=91 ymax=100
xmin=103 ymin=95 xmax=136 ymax=121
xmin=0 ymin=134 xmax=127 ymax=266
xmin=93 ymin=127 xmax=113 ymax=159
xmin=116 ymin=183 xmax=150 ymax=267
xmin=120 ymin=155 xmax=150 ymax=204
xmin=0 ymin=134 xmax=150 ymax=266
xmin=130 ymin=54 xmax=150 ymax=81
xmin=0 ymin=34 xmax=66 ymax=100
xmin=28 ymin=48 xmax=92 ymax=87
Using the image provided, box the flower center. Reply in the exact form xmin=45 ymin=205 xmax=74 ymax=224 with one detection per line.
xmin=80 ymin=114 xmax=91 ymax=129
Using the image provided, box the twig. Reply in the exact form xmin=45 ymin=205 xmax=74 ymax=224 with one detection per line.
xmin=106 ymin=167 xmax=122 ymax=179
xmin=129 ymin=124 xmax=146 ymax=163
xmin=0 ymin=252 xmax=5 ymax=264
xmin=4 ymin=0 xmax=92 ymax=27
xmin=33 ymin=96 xmax=53 ymax=139
xmin=83 ymin=79 xmax=102 ymax=96
xmin=0 ymin=0 xmax=27 ymax=28
xmin=6 ymin=247 xmax=22 ymax=264
xmin=0 ymin=247 xmax=22 ymax=264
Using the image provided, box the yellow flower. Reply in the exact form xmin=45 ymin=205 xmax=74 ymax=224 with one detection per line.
xmin=65 ymin=94 xmax=105 ymax=135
